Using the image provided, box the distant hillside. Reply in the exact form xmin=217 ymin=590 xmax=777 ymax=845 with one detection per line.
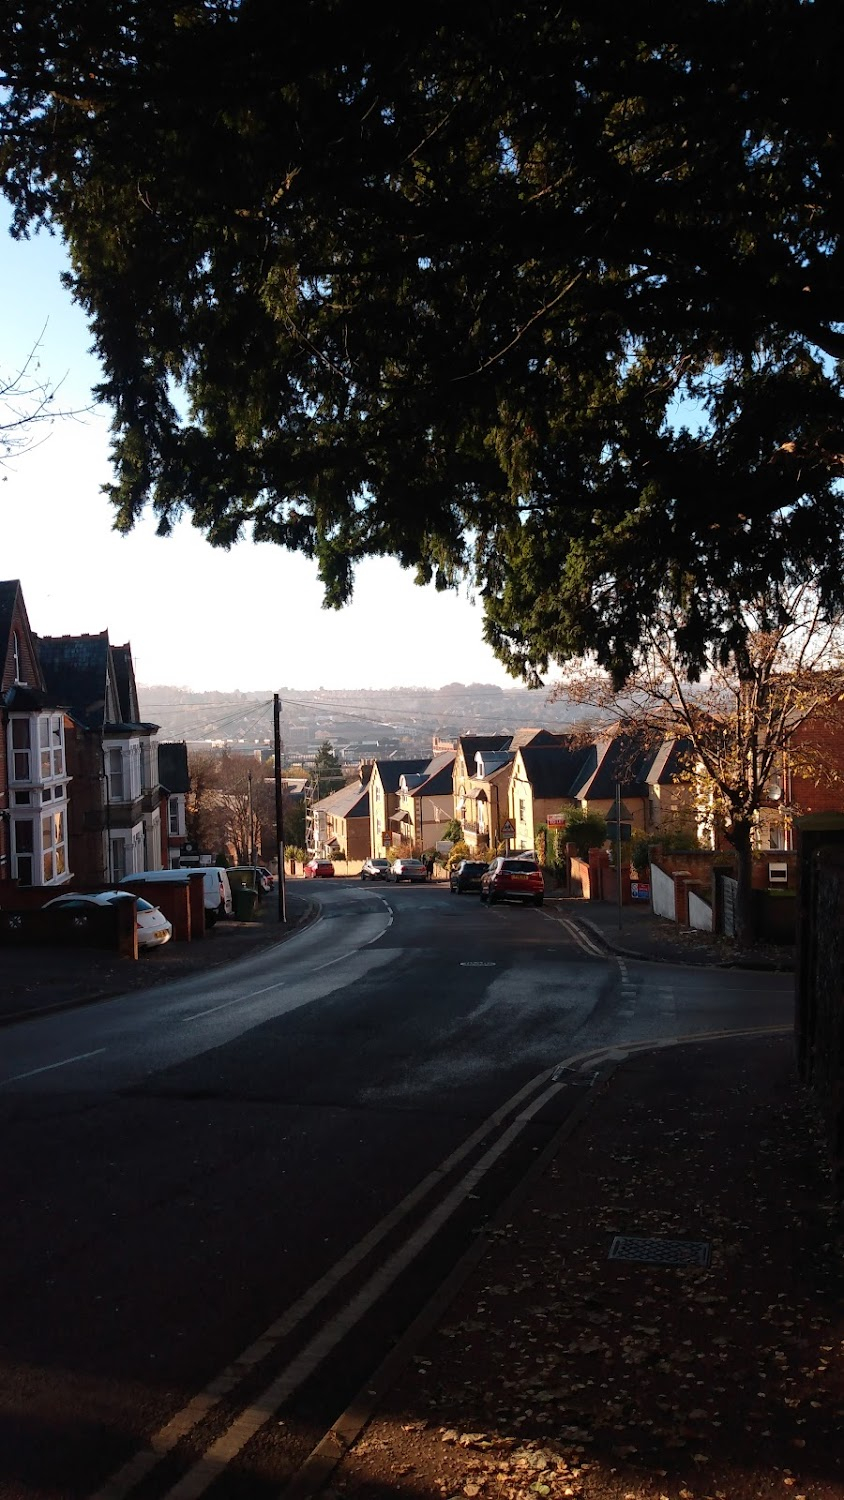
xmin=138 ymin=682 xmax=593 ymax=762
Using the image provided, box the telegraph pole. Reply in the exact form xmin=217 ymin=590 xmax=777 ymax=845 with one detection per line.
xmin=273 ymin=693 xmax=288 ymax=924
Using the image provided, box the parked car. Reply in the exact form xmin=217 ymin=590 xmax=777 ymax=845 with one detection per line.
xmin=304 ymin=858 xmax=335 ymax=878
xmin=120 ymin=866 xmax=233 ymax=925
xmin=390 ymin=857 xmax=428 ymax=883
xmin=44 ymin=891 xmax=173 ymax=948
xmin=480 ymin=856 xmax=545 ymax=907
xmin=257 ymin=866 xmax=275 ymax=889
xmin=360 ymin=858 xmax=391 ymax=882
xmin=449 ymin=859 xmax=489 ymax=894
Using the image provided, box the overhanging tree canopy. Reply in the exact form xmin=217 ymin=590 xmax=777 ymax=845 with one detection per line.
xmin=2 ymin=1 xmax=843 ymax=679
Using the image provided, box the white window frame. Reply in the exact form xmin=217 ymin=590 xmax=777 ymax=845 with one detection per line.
xmin=8 ymin=713 xmax=65 ymax=787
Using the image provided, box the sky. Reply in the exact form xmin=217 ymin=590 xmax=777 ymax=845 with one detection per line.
xmin=1 ymin=209 xmax=521 ymax=694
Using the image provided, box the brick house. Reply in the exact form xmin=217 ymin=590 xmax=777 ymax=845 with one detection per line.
xmin=1 ymin=580 xmax=71 ymax=888
xmin=36 ymin=633 xmax=162 ymax=884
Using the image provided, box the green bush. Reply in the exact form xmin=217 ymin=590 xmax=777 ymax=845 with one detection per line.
xmin=446 ymin=840 xmax=471 ymax=868
xmin=556 ymin=808 xmax=608 ymax=858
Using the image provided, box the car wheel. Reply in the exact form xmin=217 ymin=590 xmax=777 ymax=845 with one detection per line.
xmin=533 ymin=895 xmax=544 ymax=907
xmin=360 ymin=873 xmax=367 ymax=881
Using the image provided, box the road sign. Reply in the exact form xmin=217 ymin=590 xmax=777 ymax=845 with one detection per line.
xmin=502 ymin=819 xmax=515 ymax=837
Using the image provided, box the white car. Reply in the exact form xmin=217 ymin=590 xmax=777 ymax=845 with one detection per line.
xmin=44 ymin=891 xmax=173 ymax=949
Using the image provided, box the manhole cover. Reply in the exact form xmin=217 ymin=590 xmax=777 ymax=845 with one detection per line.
xmin=608 ymin=1236 xmax=711 ymax=1268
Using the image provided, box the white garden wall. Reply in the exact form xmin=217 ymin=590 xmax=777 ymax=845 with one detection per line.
xmin=650 ymin=862 xmax=676 ymax=921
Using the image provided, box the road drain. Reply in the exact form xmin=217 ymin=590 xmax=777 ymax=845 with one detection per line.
xmin=608 ymin=1235 xmax=711 ymax=1268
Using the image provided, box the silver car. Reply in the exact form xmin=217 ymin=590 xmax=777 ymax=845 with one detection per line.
xmin=390 ymin=858 xmax=428 ymax=883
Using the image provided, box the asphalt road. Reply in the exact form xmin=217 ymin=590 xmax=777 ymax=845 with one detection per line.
xmin=0 ymin=880 xmax=793 ymax=1500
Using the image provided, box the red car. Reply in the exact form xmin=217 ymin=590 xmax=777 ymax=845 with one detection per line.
xmin=480 ymin=856 xmax=545 ymax=907
xmin=304 ymin=858 xmax=335 ymax=878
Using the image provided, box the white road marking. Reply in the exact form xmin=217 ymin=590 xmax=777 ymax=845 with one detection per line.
xmin=310 ymin=951 xmax=356 ymax=974
xmin=1 ymin=1048 xmax=106 ymax=1086
xmin=183 ymin=981 xmax=286 ymax=1021
xmin=157 ymin=1079 xmax=567 ymax=1500
xmin=88 ymin=1060 xmax=560 ymax=1500
xmin=554 ymin=916 xmax=606 ymax=957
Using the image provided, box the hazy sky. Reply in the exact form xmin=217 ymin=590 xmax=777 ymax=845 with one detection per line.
xmin=1 ymin=209 xmax=521 ymax=693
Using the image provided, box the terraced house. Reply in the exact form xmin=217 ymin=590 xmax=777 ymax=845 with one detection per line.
xmin=36 ymin=632 xmax=162 ymax=885
xmin=0 ymin=580 xmax=70 ymax=889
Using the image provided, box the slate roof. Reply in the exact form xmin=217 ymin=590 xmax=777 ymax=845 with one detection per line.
xmin=36 ymin=633 xmax=111 ymax=730
xmin=0 ymin=579 xmax=47 ymax=697
xmin=575 ymin=735 xmax=654 ymax=801
xmin=516 ymin=742 xmax=595 ymax=799
xmin=456 ymin=735 xmax=512 ymax=770
xmin=313 ymin=781 xmax=370 ymax=819
xmin=0 ymin=580 xmax=19 ymax=664
xmin=110 ymin=643 xmax=139 ymax=723
xmin=645 ymin=738 xmax=693 ymax=784
xmin=35 ymin=633 xmax=156 ymax=733
xmin=509 ymin=727 xmax=568 ymax=750
xmin=158 ymin=742 xmax=190 ymax=794
xmin=474 ymin=750 xmax=515 ymax=778
xmin=414 ymin=752 xmax=456 ymax=797
xmin=372 ymin=758 xmax=429 ymax=793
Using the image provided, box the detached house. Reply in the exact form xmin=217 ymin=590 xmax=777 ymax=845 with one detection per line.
xmin=1 ymin=580 xmax=71 ymax=888
xmin=36 ymin=632 xmax=162 ymax=884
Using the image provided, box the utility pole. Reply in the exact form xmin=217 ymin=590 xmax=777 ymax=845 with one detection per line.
xmin=273 ymin=693 xmax=287 ymax=924
xmin=247 ymin=770 xmax=255 ymax=866
xmin=615 ymin=780 xmax=623 ymax=932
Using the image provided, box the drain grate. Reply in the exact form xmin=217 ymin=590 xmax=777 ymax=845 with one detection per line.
xmin=608 ymin=1235 xmax=711 ymax=1268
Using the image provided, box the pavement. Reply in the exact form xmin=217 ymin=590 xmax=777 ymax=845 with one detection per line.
xmin=0 ymin=888 xmax=318 ymax=1027
xmin=3 ymin=883 xmax=839 ymax=1500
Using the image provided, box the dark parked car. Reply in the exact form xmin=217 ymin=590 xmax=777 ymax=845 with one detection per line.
xmin=480 ymin=856 xmax=545 ymax=907
xmin=449 ymin=859 xmax=489 ymax=894
xmin=390 ymin=858 xmax=428 ymax=883
xmin=360 ymin=858 xmax=391 ymax=882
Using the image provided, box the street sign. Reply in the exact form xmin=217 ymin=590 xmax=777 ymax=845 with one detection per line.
xmin=502 ymin=819 xmax=515 ymax=837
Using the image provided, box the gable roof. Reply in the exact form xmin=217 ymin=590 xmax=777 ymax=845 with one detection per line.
xmin=110 ymin=642 xmax=140 ymax=723
xmin=371 ymin=758 xmax=429 ymax=793
xmin=36 ymin=632 xmax=112 ymax=729
xmin=517 ymin=742 xmax=596 ymax=799
xmin=0 ymin=579 xmax=47 ymax=697
xmin=456 ymin=735 xmax=512 ymax=770
xmin=574 ymin=734 xmax=653 ymax=801
xmin=414 ymin=751 xmax=456 ymax=797
xmin=644 ymin=738 xmax=693 ymax=785
xmin=313 ymin=780 xmax=370 ymax=819
xmin=36 ymin=633 xmax=156 ymax=733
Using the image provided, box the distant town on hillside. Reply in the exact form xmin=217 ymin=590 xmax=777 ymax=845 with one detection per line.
xmin=137 ymin=682 xmax=595 ymax=767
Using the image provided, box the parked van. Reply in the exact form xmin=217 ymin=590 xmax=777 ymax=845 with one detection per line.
xmin=120 ymin=867 xmax=233 ymax=925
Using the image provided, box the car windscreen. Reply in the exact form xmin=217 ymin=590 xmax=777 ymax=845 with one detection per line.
xmin=501 ymin=860 xmax=539 ymax=873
